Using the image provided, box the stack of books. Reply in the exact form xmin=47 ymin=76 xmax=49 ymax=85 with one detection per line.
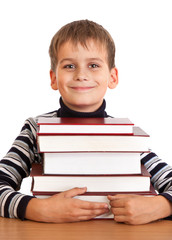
xmin=30 ymin=117 xmax=156 ymax=219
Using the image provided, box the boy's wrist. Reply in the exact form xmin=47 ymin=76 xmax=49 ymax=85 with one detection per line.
xmin=152 ymin=195 xmax=172 ymax=220
xmin=25 ymin=198 xmax=48 ymax=222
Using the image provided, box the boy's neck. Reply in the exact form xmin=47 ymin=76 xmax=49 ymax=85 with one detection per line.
xmin=56 ymin=97 xmax=109 ymax=118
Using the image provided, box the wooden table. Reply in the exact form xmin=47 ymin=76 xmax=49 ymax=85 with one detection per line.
xmin=0 ymin=217 xmax=172 ymax=240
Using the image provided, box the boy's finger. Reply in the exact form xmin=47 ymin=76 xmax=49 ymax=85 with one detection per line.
xmin=63 ymin=187 xmax=87 ymax=198
xmin=78 ymin=199 xmax=109 ymax=210
xmin=77 ymin=208 xmax=110 ymax=220
xmin=71 ymin=207 xmax=109 ymax=219
xmin=108 ymin=194 xmax=136 ymax=200
xmin=109 ymin=198 xmax=126 ymax=208
xmin=111 ymin=207 xmax=126 ymax=216
xmin=114 ymin=215 xmax=128 ymax=223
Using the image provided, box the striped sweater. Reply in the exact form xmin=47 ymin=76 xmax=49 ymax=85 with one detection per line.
xmin=0 ymin=99 xmax=172 ymax=220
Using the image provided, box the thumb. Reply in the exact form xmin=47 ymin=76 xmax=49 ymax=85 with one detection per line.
xmin=107 ymin=195 xmax=117 ymax=201
xmin=63 ymin=187 xmax=87 ymax=198
xmin=107 ymin=194 xmax=127 ymax=200
xmin=108 ymin=194 xmax=137 ymax=201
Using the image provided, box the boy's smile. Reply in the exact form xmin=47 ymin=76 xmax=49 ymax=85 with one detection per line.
xmin=50 ymin=40 xmax=118 ymax=112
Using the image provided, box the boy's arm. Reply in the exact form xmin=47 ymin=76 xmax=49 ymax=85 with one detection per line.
xmin=108 ymin=152 xmax=172 ymax=225
xmin=0 ymin=118 xmax=38 ymax=219
xmin=141 ymin=152 xmax=172 ymax=203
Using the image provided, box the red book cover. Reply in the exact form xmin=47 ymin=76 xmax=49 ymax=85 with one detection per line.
xmin=37 ymin=117 xmax=134 ymax=135
xmin=37 ymin=117 xmax=134 ymax=125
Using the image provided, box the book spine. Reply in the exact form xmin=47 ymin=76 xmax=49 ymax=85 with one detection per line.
xmin=32 ymin=191 xmax=157 ymax=196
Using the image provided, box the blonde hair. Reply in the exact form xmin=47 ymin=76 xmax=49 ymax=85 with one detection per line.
xmin=49 ymin=20 xmax=116 ymax=72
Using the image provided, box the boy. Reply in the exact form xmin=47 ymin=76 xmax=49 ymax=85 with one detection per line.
xmin=0 ymin=20 xmax=172 ymax=224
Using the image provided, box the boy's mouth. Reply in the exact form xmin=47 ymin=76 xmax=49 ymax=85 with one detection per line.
xmin=70 ymin=86 xmax=95 ymax=91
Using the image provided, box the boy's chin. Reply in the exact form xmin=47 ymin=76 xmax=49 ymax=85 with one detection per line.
xmin=62 ymin=96 xmax=103 ymax=112
xmin=66 ymin=102 xmax=102 ymax=113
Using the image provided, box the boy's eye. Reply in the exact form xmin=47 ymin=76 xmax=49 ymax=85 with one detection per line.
xmin=89 ymin=64 xmax=99 ymax=69
xmin=64 ymin=64 xmax=75 ymax=69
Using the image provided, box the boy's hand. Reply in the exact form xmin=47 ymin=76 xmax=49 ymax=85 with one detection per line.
xmin=108 ymin=194 xmax=172 ymax=225
xmin=25 ymin=187 xmax=109 ymax=223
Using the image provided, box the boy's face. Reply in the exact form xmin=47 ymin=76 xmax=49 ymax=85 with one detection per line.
xmin=50 ymin=40 xmax=118 ymax=112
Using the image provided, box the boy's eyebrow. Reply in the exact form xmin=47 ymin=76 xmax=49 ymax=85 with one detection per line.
xmin=87 ymin=58 xmax=104 ymax=63
xmin=59 ymin=58 xmax=104 ymax=64
xmin=59 ymin=58 xmax=75 ymax=64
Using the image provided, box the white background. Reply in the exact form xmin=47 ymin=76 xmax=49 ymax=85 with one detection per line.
xmin=0 ymin=0 xmax=172 ymax=195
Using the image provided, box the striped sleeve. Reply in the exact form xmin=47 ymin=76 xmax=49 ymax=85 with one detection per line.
xmin=0 ymin=117 xmax=41 ymax=220
xmin=141 ymin=152 xmax=172 ymax=219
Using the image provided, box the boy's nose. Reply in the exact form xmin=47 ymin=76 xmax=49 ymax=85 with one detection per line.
xmin=74 ymin=68 xmax=88 ymax=81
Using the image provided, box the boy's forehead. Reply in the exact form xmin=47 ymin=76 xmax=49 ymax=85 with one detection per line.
xmin=59 ymin=39 xmax=107 ymax=57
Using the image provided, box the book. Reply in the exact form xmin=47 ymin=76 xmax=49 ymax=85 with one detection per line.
xmin=37 ymin=117 xmax=134 ymax=135
xmin=42 ymin=152 xmax=142 ymax=175
xmin=37 ymin=127 xmax=150 ymax=152
xmin=30 ymin=163 xmax=152 ymax=193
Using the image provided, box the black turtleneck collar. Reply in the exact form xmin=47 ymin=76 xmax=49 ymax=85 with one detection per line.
xmin=56 ymin=97 xmax=109 ymax=118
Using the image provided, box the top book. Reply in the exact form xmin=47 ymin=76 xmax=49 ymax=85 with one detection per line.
xmin=37 ymin=117 xmax=134 ymax=135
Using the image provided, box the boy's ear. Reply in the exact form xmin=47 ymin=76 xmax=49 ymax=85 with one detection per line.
xmin=108 ymin=67 xmax=118 ymax=89
xmin=50 ymin=70 xmax=58 ymax=90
